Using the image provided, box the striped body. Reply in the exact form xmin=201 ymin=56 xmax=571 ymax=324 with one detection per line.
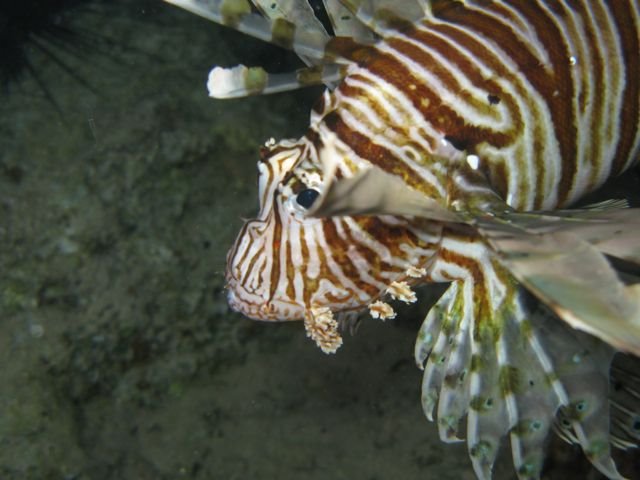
xmin=165 ymin=1 xmax=640 ymax=479
xmin=323 ymin=0 xmax=640 ymax=210
xmin=228 ymin=0 xmax=640 ymax=323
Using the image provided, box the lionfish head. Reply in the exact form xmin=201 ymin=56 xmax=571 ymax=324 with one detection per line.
xmin=225 ymin=136 xmax=344 ymax=321
xmin=225 ymin=135 xmax=440 ymax=327
xmin=226 ymin=140 xmax=312 ymax=320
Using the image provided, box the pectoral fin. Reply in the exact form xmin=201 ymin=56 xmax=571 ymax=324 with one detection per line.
xmin=500 ymin=203 xmax=640 ymax=267
xmin=309 ymin=164 xmax=460 ymax=221
xmin=476 ymin=216 xmax=640 ymax=356
xmin=309 ymin=137 xmax=460 ymax=222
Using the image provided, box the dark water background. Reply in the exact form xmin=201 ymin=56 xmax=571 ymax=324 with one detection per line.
xmin=1 ymin=1 xmax=638 ymax=479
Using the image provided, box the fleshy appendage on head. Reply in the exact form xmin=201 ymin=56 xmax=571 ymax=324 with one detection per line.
xmin=225 ymin=135 xmax=443 ymax=352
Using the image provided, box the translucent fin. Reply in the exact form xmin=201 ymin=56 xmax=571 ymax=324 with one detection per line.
xmin=610 ymin=354 xmax=640 ymax=449
xmin=557 ymin=210 xmax=640 ymax=266
xmin=163 ymin=0 xmax=331 ymax=60
xmin=466 ymin=320 xmax=507 ymax=480
xmin=417 ymin=282 xmax=468 ymax=427
xmin=310 ymin=139 xmax=459 ymax=222
xmin=207 ymin=63 xmax=347 ymax=98
xmin=415 ymin=284 xmax=456 ymax=368
xmin=253 ymin=0 xmax=328 ymax=36
xmin=335 ymin=309 xmax=362 ymax=334
xmin=500 ymin=309 xmax=561 ymax=480
xmin=415 ymin=262 xmax=634 ymax=479
xmin=322 ymin=0 xmax=376 ymax=41
xmin=547 ymin=326 xmax=623 ymax=479
xmin=504 ymin=207 xmax=640 ymax=266
xmin=435 ymin=290 xmax=472 ymax=442
xmin=252 ymin=0 xmax=330 ymax=66
xmin=338 ymin=0 xmax=429 ymax=36
xmin=475 ymin=217 xmax=640 ymax=356
xmin=577 ymin=199 xmax=630 ymax=210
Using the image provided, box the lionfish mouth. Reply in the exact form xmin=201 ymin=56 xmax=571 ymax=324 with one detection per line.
xmin=225 ymin=283 xmax=304 ymax=322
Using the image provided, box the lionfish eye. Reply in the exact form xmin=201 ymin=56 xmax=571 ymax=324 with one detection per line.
xmin=296 ymin=188 xmax=320 ymax=209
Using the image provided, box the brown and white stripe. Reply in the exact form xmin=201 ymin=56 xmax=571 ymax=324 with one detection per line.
xmin=319 ymin=0 xmax=639 ymax=211
xmin=223 ymin=0 xmax=639 ymax=325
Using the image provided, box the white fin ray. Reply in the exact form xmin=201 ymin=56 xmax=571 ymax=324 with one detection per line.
xmin=415 ymin=283 xmax=456 ymax=367
xmin=207 ymin=63 xmax=347 ymax=98
xmin=436 ymin=299 xmax=472 ymax=442
xmin=419 ymin=283 xmax=463 ymax=421
xmin=163 ymin=0 xmax=331 ymax=60
xmin=311 ymin=152 xmax=640 ymax=265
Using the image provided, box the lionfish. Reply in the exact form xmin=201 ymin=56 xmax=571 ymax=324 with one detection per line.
xmin=164 ymin=0 xmax=640 ymax=478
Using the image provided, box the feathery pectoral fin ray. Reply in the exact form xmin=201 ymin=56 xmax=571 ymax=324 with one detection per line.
xmin=414 ymin=276 xmax=628 ymax=479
